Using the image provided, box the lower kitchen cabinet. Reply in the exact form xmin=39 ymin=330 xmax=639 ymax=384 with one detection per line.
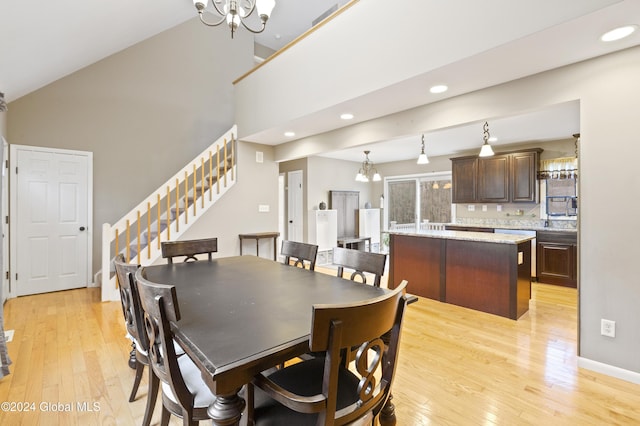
xmin=536 ymin=231 xmax=577 ymax=288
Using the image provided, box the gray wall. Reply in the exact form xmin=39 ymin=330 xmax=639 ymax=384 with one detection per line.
xmin=7 ymin=18 xmax=259 ymax=276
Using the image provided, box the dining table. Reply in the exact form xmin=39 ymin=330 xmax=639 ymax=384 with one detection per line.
xmin=142 ymin=255 xmax=397 ymax=426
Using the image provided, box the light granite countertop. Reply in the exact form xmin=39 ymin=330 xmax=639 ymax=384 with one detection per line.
xmin=446 ymin=223 xmax=577 ymax=233
xmin=390 ymin=230 xmax=535 ymax=244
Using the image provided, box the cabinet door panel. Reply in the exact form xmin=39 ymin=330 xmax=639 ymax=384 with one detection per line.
xmin=451 ymin=158 xmax=477 ymax=203
xmin=537 ymin=241 xmax=576 ymax=287
xmin=478 ymin=155 xmax=509 ymax=202
xmin=512 ymin=152 xmax=538 ymax=202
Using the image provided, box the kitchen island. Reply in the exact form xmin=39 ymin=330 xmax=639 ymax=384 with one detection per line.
xmin=388 ymin=230 xmax=534 ymax=319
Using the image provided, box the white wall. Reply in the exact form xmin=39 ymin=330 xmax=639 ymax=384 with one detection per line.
xmin=235 ymin=0 xmax=618 ymax=141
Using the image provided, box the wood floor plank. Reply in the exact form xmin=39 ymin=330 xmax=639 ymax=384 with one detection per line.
xmin=0 ymin=279 xmax=639 ymax=425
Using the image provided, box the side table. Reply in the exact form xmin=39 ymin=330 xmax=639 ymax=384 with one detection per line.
xmin=239 ymin=232 xmax=280 ymax=260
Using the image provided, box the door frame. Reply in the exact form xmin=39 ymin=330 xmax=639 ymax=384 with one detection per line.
xmin=286 ymin=170 xmax=303 ymax=242
xmin=1 ymin=138 xmax=8 ymax=304
xmin=9 ymin=144 xmax=93 ymax=299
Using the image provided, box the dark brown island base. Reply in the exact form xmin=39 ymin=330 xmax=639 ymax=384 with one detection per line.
xmin=388 ymin=230 xmax=534 ymax=320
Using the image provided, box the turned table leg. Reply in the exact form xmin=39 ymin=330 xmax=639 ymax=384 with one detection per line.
xmin=208 ymin=389 xmax=245 ymax=426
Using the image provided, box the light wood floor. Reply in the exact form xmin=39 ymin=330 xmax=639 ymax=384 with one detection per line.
xmin=1 ymin=275 xmax=640 ymax=425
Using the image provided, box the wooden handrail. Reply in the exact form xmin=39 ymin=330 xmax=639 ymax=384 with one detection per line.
xmin=102 ymin=126 xmax=238 ymax=301
xmin=232 ymin=0 xmax=360 ymax=85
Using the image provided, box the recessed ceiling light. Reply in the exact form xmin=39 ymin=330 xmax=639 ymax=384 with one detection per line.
xmin=600 ymin=25 xmax=637 ymax=42
xmin=429 ymin=84 xmax=448 ymax=94
xmin=340 ymin=113 xmax=354 ymax=120
xmin=284 ymin=131 xmax=295 ymax=137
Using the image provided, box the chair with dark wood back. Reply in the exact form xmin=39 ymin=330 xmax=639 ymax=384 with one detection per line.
xmin=281 ymin=240 xmax=318 ymax=270
xmin=161 ymin=237 xmax=218 ymax=264
xmin=114 ymin=254 xmax=158 ymax=426
xmin=135 ymin=268 xmax=217 ymax=426
xmin=248 ymin=280 xmax=409 ymax=426
xmin=332 ymin=246 xmax=388 ymax=287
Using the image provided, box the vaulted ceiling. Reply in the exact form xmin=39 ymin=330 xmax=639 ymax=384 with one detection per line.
xmin=1 ymin=1 xmax=639 ymax=162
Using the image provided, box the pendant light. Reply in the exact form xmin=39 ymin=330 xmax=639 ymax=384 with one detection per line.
xmin=479 ymin=121 xmax=495 ymax=157
xmin=355 ymin=151 xmax=381 ymax=182
xmin=417 ymin=134 xmax=429 ymax=164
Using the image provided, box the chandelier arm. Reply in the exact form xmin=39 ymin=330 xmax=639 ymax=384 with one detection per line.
xmin=239 ymin=19 xmax=267 ymax=34
xmin=211 ymin=1 xmax=227 ymax=16
xmin=197 ymin=11 xmax=228 ymax=27
xmin=240 ymin=0 xmax=257 ymax=17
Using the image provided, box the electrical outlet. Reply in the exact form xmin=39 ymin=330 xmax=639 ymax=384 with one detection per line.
xmin=601 ymin=319 xmax=616 ymax=337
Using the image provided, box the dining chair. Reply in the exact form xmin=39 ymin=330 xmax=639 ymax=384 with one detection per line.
xmin=161 ymin=237 xmax=218 ymax=263
xmin=114 ymin=254 xmax=158 ymax=426
xmin=281 ymin=240 xmax=319 ymax=270
xmin=135 ymin=268 xmax=218 ymax=426
xmin=247 ymin=280 xmax=409 ymax=426
xmin=332 ymin=246 xmax=387 ymax=287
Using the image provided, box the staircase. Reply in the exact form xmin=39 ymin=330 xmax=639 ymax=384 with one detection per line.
xmin=100 ymin=125 xmax=237 ymax=302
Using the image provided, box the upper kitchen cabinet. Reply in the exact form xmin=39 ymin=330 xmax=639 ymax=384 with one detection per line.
xmin=451 ymin=157 xmax=477 ymax=203
xmin=478 ymin=154 xmax=510 ymax=202
xmin=511 ymin=150 xmax=542 ymax=202
xmin=451 ymin=148 xmax=542 ymax=204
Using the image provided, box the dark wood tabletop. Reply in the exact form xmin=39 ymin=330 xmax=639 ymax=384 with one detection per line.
xmin=142 ymin=255 xmax=389 ymax=425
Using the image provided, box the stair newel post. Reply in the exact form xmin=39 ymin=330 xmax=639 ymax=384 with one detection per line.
xmin=147 ymin=202 xmax=151 ymax=260
xmin=175 ymin=179 xmax=180 ymax=233
xmin=126 ymin=220 xmax=131 ymax=262
xmin=166 ymin=186 xmax=171 ymax=241
xmin=224 ymin=138 xmax=228 ymax=187
xmin=216 ymin=144 xmax=221 ymax=195
xmin=157 ymin=194 xmax=161 ymax=250
xmin=193 ymin=164 xmax=197 ymax=217
xmin=209 ymin=151 xmax=213 ymax=202
xmin=184 ymin=171 xmax=189 ymax=225
xmin=136 ymin=211 xmax=141 ymax=265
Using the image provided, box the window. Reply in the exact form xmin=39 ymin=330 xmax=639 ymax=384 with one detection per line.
xmin=545 ymin=178 xmax=577 ymax=216
xmin=384 ymin=172 xmax=452 ymax=231
xmin=538 ymin=157 xmax=578 ymax=218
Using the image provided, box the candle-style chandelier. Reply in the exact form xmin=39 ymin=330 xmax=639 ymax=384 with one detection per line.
xmin=355 ymin=151 xmax=381 ymax=182
xmin=192 ymin=0 xmax=276 ymax=39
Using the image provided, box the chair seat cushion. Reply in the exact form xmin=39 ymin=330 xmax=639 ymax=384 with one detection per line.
xmin=129 ymin=334 xmax=184 ymax=358
xmin=253 ymin=357 xmax=370 ymax=425
xmin=162 ymin=353 xmax=216 ymax=409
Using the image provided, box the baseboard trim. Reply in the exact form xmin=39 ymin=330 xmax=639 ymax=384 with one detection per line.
xmin=578 ymin=356 xmax=640 ymax=384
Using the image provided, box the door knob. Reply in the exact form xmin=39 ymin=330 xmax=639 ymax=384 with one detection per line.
xmin=79 ymin=226 xmax=86 ymax=231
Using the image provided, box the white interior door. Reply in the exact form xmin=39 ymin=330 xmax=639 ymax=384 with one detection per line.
xmin=10 ymin=145 xmax=92 ymax=296
xmin=287 ymin=170 xmax=303 ymax=242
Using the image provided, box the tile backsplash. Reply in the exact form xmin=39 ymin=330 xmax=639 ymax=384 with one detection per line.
xmin=454 ymin=203 xmax=577 ymax=230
